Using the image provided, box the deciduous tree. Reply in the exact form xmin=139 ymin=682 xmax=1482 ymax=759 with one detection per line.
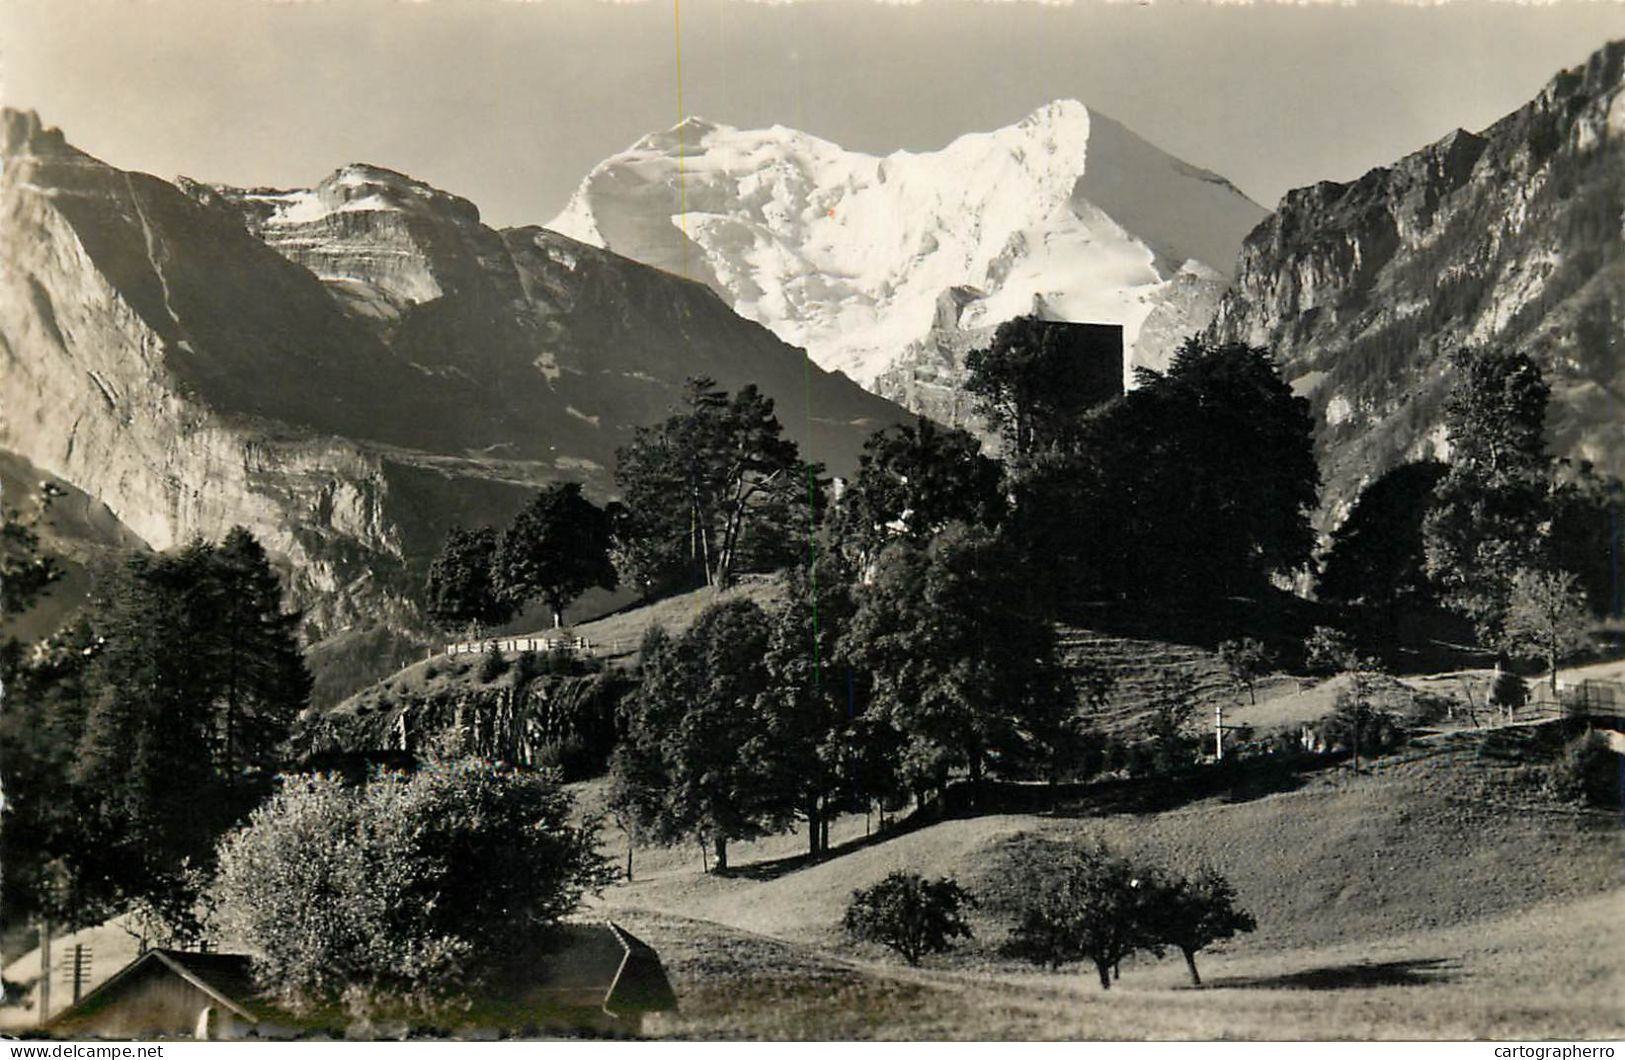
xmin=1143 ymin=868 xmax=1256 ymax=986
xmin=1502 ymin=567 xmax=1592 ymax=697
xmin=211 ymin=760 xmax=614 ymax=1021
xmin=840 ymin=523 xmax=1066 ymax=803
xmin=424 ymin=526 xmax=515 ymax=636
xmin=1081 ymin=337 xmax=1319 ymax=600
xmin=829 ymin=417 xmax=1004 ymax=569
xmin=1004 ymin=840 xmax=1159 ymax=990
xmin=964 ymin=315 xmax=1101 ymax=457
xmin=843 ymin=871 xmax=975 ymax=966
xmin=1424 ymin=347 xmax=1554 ymax=640
xmin=609 ymin=600 xmax=793 ymax=872
xmin=496 ymin=483 xmax=617 ymax=628
xmin=1217 ymin=638 xmax=1273 ymax=706
xmin=1318 ymin=461 xmax=1449 ymax=628
xmin=758 ymin=553 xmax=857 ymax=856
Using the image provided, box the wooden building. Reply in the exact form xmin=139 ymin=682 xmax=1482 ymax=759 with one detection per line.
xmin=45 ymin=922 xmax=676 ymax=1040
xmin=46 ymin=950 xmax=294 ymax=1040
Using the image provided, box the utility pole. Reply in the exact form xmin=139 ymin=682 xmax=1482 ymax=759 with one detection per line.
xmin=67 ymin=944 xmax=90 ymax=1004
xmin=37 ymin=920 xmax=51 ymax=1027
xmin=1215 ymin=701 xmax=1225 ymax=761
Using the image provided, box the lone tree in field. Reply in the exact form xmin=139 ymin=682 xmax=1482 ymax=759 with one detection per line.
xmin=1501 ymin=567 xmax=1592 ymax=698
xmin=1004 ymin=840 xmax=1159 ymax=990
xmin=497 ymin=482 xmax=618 ymax=628
xmin=1320 ymin=667 xmax=1404 ymax=771
xmin=212 ymin=760 xmax=614 ymax=1021
xmin=1217 ymin=638 xmax=1272 ymax=706
xmin=1144 ymin=868 xmax=1256 ymax=986
xmin=424 ymin=526 xmax=516 ymax=636
xmin=843 ymin=870 xmax=975 ymax=966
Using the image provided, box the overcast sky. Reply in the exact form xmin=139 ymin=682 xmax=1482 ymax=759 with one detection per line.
xmin=3 ymin=0 xmax=1623 ymax=227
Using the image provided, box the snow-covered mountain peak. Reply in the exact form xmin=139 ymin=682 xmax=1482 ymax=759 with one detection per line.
xmin=548 ymin=103 xmax=1265 ymax=387
xmin=630 ymin=116 xmax=729 ymax=155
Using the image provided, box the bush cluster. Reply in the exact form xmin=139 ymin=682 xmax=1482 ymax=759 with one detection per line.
xmin=477 ymin=644 xmax=509 ymax=683
xmin=1546 ymin=732 xmax=1621 ymax=808
xmin=211 ymin=759 xmax=616 ymax=1024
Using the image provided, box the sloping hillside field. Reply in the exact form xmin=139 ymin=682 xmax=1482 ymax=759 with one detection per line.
xmin=582 ymin=728 xmax=1624 ymax=1039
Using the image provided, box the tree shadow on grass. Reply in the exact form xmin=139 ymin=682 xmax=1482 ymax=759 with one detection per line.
xmin=1210 ymin=957 xmax=1460 ymax=991
xmin=1033 ymin=755 xmax=1344 ymax=819
xmin=724 ymin=807 xmax=942 ymax=882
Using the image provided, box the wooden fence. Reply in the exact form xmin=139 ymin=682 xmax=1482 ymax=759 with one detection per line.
xmin=442 ymin=635 xmax=592 ymax=658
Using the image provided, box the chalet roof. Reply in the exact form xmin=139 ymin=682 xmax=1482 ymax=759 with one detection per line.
xmin=47 ymin=922 xmax=674 ymax=1033
xmin=48 ymin=949 xmax=278 ymax=1030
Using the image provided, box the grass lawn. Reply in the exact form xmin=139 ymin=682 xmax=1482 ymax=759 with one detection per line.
xmin=585 ymin=728 xmax=1625 ymax=1039
xmin=614 ymin=889 xmax=1624 ymax=1040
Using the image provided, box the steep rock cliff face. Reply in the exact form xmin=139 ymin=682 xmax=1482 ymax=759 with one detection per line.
xmin=1211 ymin=41 xmax=1625 ymax=526
xmin=0 ymin=110 xmax=438 ymax=643
xmin=0 ymin=110 xmax=908 ymax=699
xmin=298 ymin=666 xmax=629 ymax=775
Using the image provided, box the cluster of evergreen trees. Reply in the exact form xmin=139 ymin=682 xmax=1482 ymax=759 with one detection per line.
xmin=1 ymin=524 xmax=309 ymax=939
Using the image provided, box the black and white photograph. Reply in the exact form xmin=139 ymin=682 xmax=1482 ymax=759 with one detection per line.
xmin=0 ymin=0 xmax=1622 ymax=1042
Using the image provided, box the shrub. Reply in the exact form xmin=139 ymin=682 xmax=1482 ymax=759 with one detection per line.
xmin=478 ymin=644 xmax=509 ymax=683
xmin=1303 ymin=626 xmax=1358 ymax=676
xmin=535 ymin=735 xmax=593 ymax=781
xmin=512 ymin=649 xmax=596 ymax=688
xmin=843 ymin=870 xmax=975 ymax=966
xmin=512 ymin=650 xmax=543 ymax=687
xmin=423 ymin=661 xmax=440 ymax=681
xmin=1317 ymin=692 xmax=1406 ymax=764
xmin=1399 ymin=689 xmax=1456 ymax=728
xmin=1547 ymin=732 xmax=1621 ymax=808
xmin=1488 ymin=669 xmax=1529 ymax=718
xmin=211 ymin=759 xmax=616 ymax=1024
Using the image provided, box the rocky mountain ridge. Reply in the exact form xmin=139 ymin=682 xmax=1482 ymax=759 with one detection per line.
xmin=1211 ymin=39 xmax=1625 ymax=527
xmin=0 ymin=109 xmax=907 ymax=700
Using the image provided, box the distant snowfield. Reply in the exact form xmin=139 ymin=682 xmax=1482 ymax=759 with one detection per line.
xmin=549 ymin=101 xmax=1265 ymax=386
